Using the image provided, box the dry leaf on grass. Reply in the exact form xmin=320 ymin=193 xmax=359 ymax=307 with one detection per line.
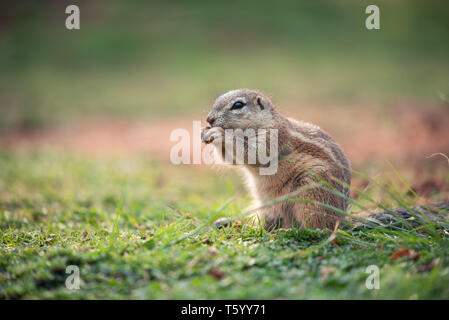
xmin=417 ymin=258 xmax=440 ymax=272
xmin=330 ymin=238 xmax=341 ymax=246
xmin=320 ymin=266 xmax=337 ymax=282
xmin=209 ymin=268 xmax=224 ymax=279
xmin=208 ymin=246 xmax=219 ymax=255
xmin=389 ymin=247 xmax=420 ymax=261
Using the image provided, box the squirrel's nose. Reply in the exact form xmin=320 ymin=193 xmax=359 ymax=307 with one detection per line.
xmin=207 ymin=115 xmax=216 ymax=126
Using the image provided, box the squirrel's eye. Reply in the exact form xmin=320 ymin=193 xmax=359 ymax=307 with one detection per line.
xmin=231 ymin=101 xmax=245 ymax=110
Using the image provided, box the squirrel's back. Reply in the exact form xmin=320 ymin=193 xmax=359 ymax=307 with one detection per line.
xmin=243 ymin=113 xmax=352 ymax=229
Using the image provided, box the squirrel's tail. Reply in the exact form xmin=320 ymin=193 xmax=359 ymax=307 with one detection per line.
xmin=347 ymin=202 xmax=449 ymax=230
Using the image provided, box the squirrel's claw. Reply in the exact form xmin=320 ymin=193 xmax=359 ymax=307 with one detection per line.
xmin=201 ymin=126 xmax=214 ymax=144
xmin=201 ymin=126 xmax=223 ymax=144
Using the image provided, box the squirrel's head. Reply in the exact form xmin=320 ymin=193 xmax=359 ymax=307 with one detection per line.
xmin=206 ymin=89 xmax=275 ymax=130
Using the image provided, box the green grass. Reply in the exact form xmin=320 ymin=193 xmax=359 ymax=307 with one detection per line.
xmin=1 ymin=1 xmax=449 ymax=299
xmin=1 ymin=152 xmax=448 ymax=299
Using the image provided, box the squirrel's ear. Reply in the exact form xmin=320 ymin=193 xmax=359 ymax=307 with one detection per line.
xmin=256 ymin=96 xmax=268 ymax=110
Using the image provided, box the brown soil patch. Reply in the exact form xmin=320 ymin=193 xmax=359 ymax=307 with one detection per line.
xmin=1 ymin=103 xmax=449 ymax=167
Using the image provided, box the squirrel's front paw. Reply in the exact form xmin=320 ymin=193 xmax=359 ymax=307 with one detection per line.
xmin=201 ymin=126 xmax=224 ymax=144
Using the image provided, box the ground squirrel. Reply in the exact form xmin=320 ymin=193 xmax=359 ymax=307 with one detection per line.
xmin=201 ymin=89 xmax=351 ymax=230
xmin=201 ymin=89 xmax=449 ymax=231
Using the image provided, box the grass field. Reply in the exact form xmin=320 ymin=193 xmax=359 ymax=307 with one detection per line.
xmin=1 ymin=0 xmax=449 ymax=299
xmin=1 ymin=153 xmax=448 ymax=299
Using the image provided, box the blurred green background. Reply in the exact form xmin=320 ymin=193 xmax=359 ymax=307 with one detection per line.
xmin=0 ymin=0 xmax=448 ymax=131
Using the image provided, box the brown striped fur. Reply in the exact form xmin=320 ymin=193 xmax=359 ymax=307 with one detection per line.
xmin=202 ymin=89 xmax=351 ymax=230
